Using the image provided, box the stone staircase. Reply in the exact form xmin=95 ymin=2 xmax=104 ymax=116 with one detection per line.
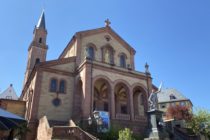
xmin=37 ymin=116 xmax=97 ymax=140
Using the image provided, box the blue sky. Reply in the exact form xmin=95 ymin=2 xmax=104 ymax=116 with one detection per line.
xmin=0 ymin=0 xmax=209 ymax=110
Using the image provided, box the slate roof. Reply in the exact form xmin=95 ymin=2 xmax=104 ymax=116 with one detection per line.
xmin=36 ymin=10 xmax=46 ymax=30
xmin=157 ymin=88 xmax=189 ymax=103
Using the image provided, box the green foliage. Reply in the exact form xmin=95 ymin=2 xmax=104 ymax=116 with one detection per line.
xmin=118 ymin=128 xmax=133 ymax=140
xmin=132 ymin=134 xmax=143 ymax=140
xmin=186 ymin=108 xmax=210 ymax=137
xmin=97 ymin=126 xmax=119 ymax=140
xmin=80 ymin=120 xmax=143 ymax=140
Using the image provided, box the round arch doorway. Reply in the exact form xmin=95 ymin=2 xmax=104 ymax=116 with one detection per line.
xmin=93 ymin=78 xmax=111 ymax=112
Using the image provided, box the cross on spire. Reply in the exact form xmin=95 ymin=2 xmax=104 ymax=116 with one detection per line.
xmin=105 ymin=19 xmax=111 ymax=27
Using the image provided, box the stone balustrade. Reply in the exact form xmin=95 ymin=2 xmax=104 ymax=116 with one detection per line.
xmin=116 ymin=113 xmax=130 ymax=120
xmin=134 ymin=115 xmax=146 ymax=121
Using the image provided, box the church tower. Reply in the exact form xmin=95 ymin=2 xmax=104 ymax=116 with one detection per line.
xmin=24 ymin=11 xmax=48 ymax=84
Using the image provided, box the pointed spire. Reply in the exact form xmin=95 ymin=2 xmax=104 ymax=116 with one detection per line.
xmin=37 ymin=10 xmax=46 ymax=30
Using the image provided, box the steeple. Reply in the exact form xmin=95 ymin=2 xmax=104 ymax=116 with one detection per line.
xmin=23 ymin=11 xmax=48 ymax=84
xmin=36 ymin=10 xmax=46 ymax=30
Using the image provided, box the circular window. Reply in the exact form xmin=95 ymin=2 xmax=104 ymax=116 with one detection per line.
xmin=52 ymin=98 xmax=61 ymax=107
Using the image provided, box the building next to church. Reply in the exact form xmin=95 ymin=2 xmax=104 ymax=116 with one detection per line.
xmin=0 ymin=84 xmax=26 ymax=118
xmin=20 ymin=11 xmax=154 ymax=139
xmin=0 ymin=84 xmax=18 ymax=100
xmin=157 ymin=88 xmax=193 ymax=121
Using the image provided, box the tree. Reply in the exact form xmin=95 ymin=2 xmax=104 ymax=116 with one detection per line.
xmin=166 ymin=105 xmax=192 ymax=120
xmin=186 ymin=108 xmax=210 ymax=138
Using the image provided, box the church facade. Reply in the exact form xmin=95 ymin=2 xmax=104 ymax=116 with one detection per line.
xmin=20 ymin=11 xmax=154 ymax=139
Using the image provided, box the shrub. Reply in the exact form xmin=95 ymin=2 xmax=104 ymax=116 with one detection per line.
xmin=118 ymin=128 xmax=133 ymax=140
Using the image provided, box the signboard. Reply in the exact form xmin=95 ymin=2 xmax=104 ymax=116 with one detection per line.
xmin=93 ymin=111 xmax=110 ymax=133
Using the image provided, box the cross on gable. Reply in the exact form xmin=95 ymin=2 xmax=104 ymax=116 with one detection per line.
xmin=105 ymin=19 xmax=111 ymax=27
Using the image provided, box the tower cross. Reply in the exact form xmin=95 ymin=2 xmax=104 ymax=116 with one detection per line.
xmin=105 ymin=19 xmax=111 ymax=27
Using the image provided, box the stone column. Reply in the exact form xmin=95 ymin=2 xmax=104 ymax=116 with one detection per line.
xmin=111 ymin=85 xmax=115 ymax=119
xmin=129 ymin=88 xmax=134 ymax=121
xmin=81 ymin=62 xmax=92 ymax=118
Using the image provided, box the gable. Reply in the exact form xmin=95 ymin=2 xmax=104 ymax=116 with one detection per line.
xmin=49 ymin=63 xmax=75 ymax=72
xmin=78 ymin=26 xmax=136 ymax=53
xmin=59 ymin=26 xmax=136 ymax=59
xmin=39 ymin=57 xmax=76 ymax=73
xmin=59 ymin=36 xmax=77 ymax=58
xmin=80 ymin=30 xmax=135 ymax=68
xmin=0 ymin=85 xmax=18 ymax=100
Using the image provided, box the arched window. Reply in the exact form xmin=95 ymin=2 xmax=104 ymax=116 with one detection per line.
xmin=86 ymin=43 xmax=97 ymax=60
xmin=35 ymin=58 xmax=40 ymax=64
xmin=102 ymin=45 xmax=114 ymax=64
xmin=59 ymin=80 xmax=66 ymax=93
xmin=120 ymin=55 xmax=126 ymax=68
xmin=87 ymin=47 xmax=94 ymax=60
xmin=50 ymin=79 xmax=57 ymax=92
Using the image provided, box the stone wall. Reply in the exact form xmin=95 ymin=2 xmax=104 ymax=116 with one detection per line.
xmin=22 ymin=72 xmax=38 ymax=120
xmin=37 ymin=116 xmax=52 ymax=140
xmin=37 ymin=71 xmax=75 ymax=121
xmin=63 ymin=41 xmax=77 ymax=58
xmin=111 ymin=119 xmax=148 ymax=135
xmin=50 ymin=62 xmax=75 ymax=72
xmin=0 ymin=99 xmax=26 ymax=117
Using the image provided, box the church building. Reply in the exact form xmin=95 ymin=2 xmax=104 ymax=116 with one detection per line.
xmin=20 ymin=11 xmax=154 ymax=139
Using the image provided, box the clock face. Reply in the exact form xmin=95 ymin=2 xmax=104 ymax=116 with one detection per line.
xmin=52 ymin=98 xmax=61 ymax=107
